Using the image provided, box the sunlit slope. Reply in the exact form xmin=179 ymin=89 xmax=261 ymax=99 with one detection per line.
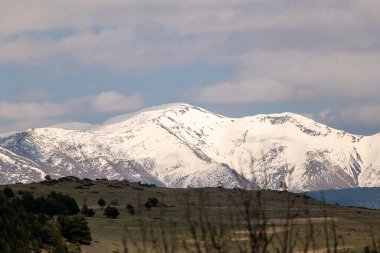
xmin=0 ymin=103 xmax=379 ymax=191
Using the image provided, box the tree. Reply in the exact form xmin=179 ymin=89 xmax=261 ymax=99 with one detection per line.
xmin=41 ymin=219 xmax=61 ymax=246
xmin=126 ymin=204 xmax=135 ymax=215
xmin=52 ymin=240 xmax=69 ymax=253
xmin=3 ymin=187 xmax=14 ymax=198
xmin=98 ymin=197 xmax=106 ymax=209
xmin=39 ymin=191 xmax=80 ymax=215
xmin=81 ymin=203 xmax=95 ymax=217
xmin=104 ymin=206 xmax=120 ymax=219
xmin=20 ymin=191 xmax=38 ymax=213
xmin=47 ymin=191 xmax=80 ymax=215
xmin=145 ymin=197 xmax=159 ymax=209
xmin=58 ymin=215 xmax=92 ymax=245
xmin=0 ymin=190 xmax=90 ymax=252
xmin=0 ymin=237 xmax=11 ymax=253
xmin=39 ymin=197 xmax=67 ymax=216
xmin=45 ymin=175 xmax=52 ymax=181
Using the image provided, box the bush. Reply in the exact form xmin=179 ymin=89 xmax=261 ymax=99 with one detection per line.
xmin=0 ymin=190 xmax=89 ymax=252
xmin=104 ymin=206 xmax=120 ymax=219
xmin=20 ymin=191 xmax=37 ymax=212
xmin=145 ymin=197 xmax=159 ymax=209
xmin=126 ymin=204 xmax=135 ymax=215
xmin=48 ymin=191 xmax=80 ymax=215
xmin=3 ymin=187 xmax=14 ymax=198
xmin=32 ymin=191 xmax=80 ymax=216
xmin=41 ymin=219 xmax=61 ymax=246
xmin=58 ymin=215 xmax=92 ymax=245
xmin=110 ymin=199 xmax=119 ymax=206
xmin=81 ymin=203 xmax=95 ymax=217
xmin=98 ymin=198 xmax=106 ymax=209
xmin=0 ymin=194 xmax=42 ymax=252
xmin=38 ymin=197 xmax=68 ymax=216
xmin=52 ymin=240 xmax=69 ymax=253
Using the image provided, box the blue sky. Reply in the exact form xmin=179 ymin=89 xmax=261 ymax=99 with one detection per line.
xmin=1 ymin=0 xmax=380 ymax=135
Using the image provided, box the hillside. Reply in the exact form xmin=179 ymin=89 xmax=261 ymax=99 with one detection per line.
xmin=1 ymin=179 xmax=380 ymax=253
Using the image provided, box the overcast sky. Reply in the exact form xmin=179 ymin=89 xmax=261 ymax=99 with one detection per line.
xmin=1 ymin=0 xmax=380 ymax=135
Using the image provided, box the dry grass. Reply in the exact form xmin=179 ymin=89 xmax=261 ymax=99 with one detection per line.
xmin=2 ymin=179 xmax=380 ymax=252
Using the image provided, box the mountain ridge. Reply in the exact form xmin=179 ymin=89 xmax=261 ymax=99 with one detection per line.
xmin=0 ymin=103 xmax=379 ymax=191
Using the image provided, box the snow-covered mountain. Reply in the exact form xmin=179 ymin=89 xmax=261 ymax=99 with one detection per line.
xmin=0 ymin=103 xmax=379 ymax=191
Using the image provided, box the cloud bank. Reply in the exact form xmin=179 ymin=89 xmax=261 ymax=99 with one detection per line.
xmin=0 ymin=91 xmax=144 ymax=131
xmin=1 ymin=0 xmax=380 ymax=133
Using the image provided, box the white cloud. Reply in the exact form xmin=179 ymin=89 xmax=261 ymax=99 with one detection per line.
xmin=0 ymin=101 xmax=68 ymax=120
xmin=0 ymin=38 xmax=56 ymax=65
xmin=195 ymin=51 xmax=380 ymax=103
xmin=197 ymin=78 xmax=290 ymax=103
xmin=1 ymin=0 xmax=380 ymax=71
xmin=324 ymin=105 xmax=380 ymax=128
xmin=1 ymin=0 xmax=378 ymax=37
xmin=1 ymin=0 xmax=380 ymax=133
xmin=0 ymin=119 xmax=63 ymax=135
xmin=194 ymin=49 xmax=380 ymax=133
xmin=19 ymin=89 xmax=53 ymax=101
xmin=0 ymin=91 xmax=144 ymax=120
xmin=309 ymin=104 xmax=380 ymax=134
xmin=90 ymin=91 xmax=144 ymax=113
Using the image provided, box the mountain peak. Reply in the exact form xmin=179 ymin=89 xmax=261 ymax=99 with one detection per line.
xmin=0 ymin=103 xmax=378 ymax=191
xmin=100 ymin=103 xmax=193 ymax=126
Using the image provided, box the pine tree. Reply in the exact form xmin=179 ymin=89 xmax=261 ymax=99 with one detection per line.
xmin=58 ymin=215 xmax=92 ymax=245
xmin=98 ymin=198 xmax=106 ymax=210
xmin=3 ymin=187 xmax=14 ymax=198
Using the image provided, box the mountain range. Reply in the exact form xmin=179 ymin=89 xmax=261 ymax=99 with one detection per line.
xmin=0 ymin=103 xmax=379 ymax=192
xmin=306 ymin=187 xmax=380 ymax=209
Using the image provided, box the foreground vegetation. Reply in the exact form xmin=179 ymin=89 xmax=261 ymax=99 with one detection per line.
xmin=0 ymin=186 xmax=90 ymax=252
xmin=1 ymin=177 xmax=380 ymax=252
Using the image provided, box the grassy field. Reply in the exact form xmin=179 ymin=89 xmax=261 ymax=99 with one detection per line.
xmin=2 ymin=178 xmax=380 ymax=253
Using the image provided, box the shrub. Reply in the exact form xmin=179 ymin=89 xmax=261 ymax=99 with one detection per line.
xmin=145 ymin=197 xmax=159 ymax=209
xmin=41 ymin=219 xmax=61 ymax=246
xmin=20 ymin=191 xmax=37 ymax=212
xmin=98 ymin=197 xmax=106 ymax=209
xmin=39 ymin=197 xmax=68 ymax=216
xmin=58 ymin=215 xmax=92 ymax=245
xmin=110 ymin=199 xmax=119 ymax=206
xmin=81 ymin=203 xmax=95 ymax=217
xmin=35 ymin=191 xmax=80 ymax=216
xmin=126 ymin=204 xmax=135 ymax=215
xmin=52 ymin=240 xmax=70 ymax=253
xmin=104 ymin=206 xmax=120 ymax=219
xmin=0 ymin=190 xmax=89 ymax=252
xmin=50 ymin=191 xmax=80 ymax=215
xmin=3 ymin=187 xmax=14 ymax=198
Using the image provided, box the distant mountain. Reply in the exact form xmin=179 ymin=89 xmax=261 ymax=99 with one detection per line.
xmin=0 ymin=103 xmax=379 ymax=191
xmin=305 ymin=187 xmax=380 ymax=209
